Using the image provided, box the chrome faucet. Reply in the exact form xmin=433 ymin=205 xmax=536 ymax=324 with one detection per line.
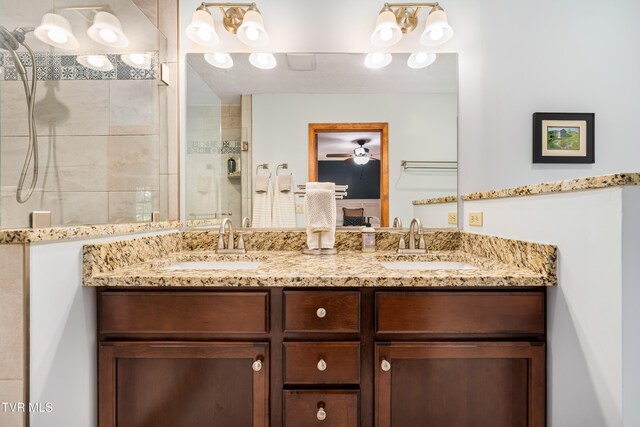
xmin=397 ymin=218 xmax=427 ymax=254
xmin=216 ymin=218 xmax=246 ymax=254
xmin=241 ymin=217 xmax=251 ymax=228
xmin=392 ymin=217 xmax=402 ymax=228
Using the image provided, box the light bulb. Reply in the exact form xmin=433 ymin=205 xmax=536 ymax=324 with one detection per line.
xmin=430 ymin=26 xmax=444 ymax=41
xmin=128 ymin=54 xmax=146 ymax=65
xmin=245 ymin=26 xmax=259 ymax=41
xmin=257 ymin=53 xmax=268 ymax=65
xmin=372 ymin=53 xmax=384 ymax=64
xmin=87 ymin=55 xmax=105 ymax=68
xmin=415 ymin=53 xmax=429 ymax=63
xmin=353 ymin=156 xmax=370 ymax=165
xmin=48 ymin=29 xmax=68 ymax=44
xmin=379 ymin=27 xmax=393 ymax=42
xmin=197 ymin=26 xmax=212 ymax=42
xmin=213 ymin=53 xmax=227 ymax=63
xmin=99 ymin=28 xmax=117 ymax=43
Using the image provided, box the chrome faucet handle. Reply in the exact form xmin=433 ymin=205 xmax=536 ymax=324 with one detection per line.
xmin=241 ymin=217 xmax=251 ymax=228
xmin=217 ymin=232 xmax=226 ymax=250
xmin=392 ymin=217 xmax=402 ymax=228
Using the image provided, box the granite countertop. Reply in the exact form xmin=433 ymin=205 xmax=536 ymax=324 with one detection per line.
xmin=84 ymin=249 xmax=554 ymax=288
xmin=412 ymin=195 xmax=458 ymax=206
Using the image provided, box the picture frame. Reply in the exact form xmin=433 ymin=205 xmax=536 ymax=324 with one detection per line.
xmin=533 ymin=112 xmax=594 ymax=164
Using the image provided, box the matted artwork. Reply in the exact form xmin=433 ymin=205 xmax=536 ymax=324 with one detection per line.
xmin=533 ymin=113 xmax=594 ymax=163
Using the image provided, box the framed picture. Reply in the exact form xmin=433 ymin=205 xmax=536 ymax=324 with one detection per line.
xmin=533 ymin=113 xmax=594 ymax=163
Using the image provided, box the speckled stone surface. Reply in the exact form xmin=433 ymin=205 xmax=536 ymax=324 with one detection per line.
xmin=412 ymin=195 xmax=457 ymax=205
xmin=83 ymin=230 xmax=556 ymax=288
xmin=0 ymin=221 xmax=181 ymax=244
xmin=462 ymin=172 xmax=640 ymax=201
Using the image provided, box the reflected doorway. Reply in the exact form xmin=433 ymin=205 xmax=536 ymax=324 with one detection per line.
xmin=308 ymin=123 xmax=389 ymax=227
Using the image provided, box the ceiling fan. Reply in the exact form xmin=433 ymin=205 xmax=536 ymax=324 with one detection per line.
xmin=325 ymin=139 xmax=379 ymax=165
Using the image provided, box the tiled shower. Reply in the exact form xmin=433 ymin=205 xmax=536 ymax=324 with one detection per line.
xmin=0 ymin=0 xmax=170 ymax=228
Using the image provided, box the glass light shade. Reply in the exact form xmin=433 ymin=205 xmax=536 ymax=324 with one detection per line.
xmin=87 ymin=12 xmax=130 ymax=48
xmin=237 ymin=10 xmax=269 ymax=47
xmin=77 ymin=55 xmax=114 ymax=71
xmin=364 ymin=52 xmax=392 ymax=69
xmin=353 ymin=155 xmax=370 ymax=165
xmin=370 ymin=9 xmax=402 ymax=47
xmin=407 ymin=52 xmax=437 ymax=69
xmin=249 ymin=52 xmax=277 ymax=70
xmin=186 ymin=9 xmax=220 ymax=47
xmin=420 ymin=8 xmax=454 ymax=46
xmin=121 ymin=53 xmax=152 ymax=69
xmin=34 ymin=13 xmax=79 ymax=50
xmin=204 ymin=53 xmax=234 ymax=69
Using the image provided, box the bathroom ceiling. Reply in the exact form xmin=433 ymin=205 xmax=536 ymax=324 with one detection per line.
xmin=187 ymin=52 xmax=457 ymax=103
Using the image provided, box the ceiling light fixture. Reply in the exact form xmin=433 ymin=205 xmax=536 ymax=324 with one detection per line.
xmin=87 ymin=11 xmax=129 ymax=47
xmin=34 ymin=13 xmax=79 ymax=50
xmin=364 ymin=52 xmax=392 ymax=69
xmin=187 ymin=2 xmax=269 ymax=48
xmin=249 ymin=52 xmax=276 ymax=69
xmin=370 ymin=2 xmax=454 ymax=47
xmin=407 ymin=52 xmax=436 ymax=69
xmin=353 ymin=155 xmax=371 ymax=165
xmin=77 ymin=54 xmax=113 ymax=71
xmin=121 ymin=53 xmax=152 ymax=69
xmin=204 ymin=52 xmax=234 ymax=69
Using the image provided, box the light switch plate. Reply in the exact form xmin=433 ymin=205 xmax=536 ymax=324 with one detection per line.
xmin=295 ymin=204 xmax=304 ymax=213
xmin=468 ymin=211 xmax=483 ymax=226
xmin=447 ymin=211 xmax=458 ymax=225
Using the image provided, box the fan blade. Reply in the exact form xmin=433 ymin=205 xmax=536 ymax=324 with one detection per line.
xmin=326 ymin=153 xmax=352 ymax=158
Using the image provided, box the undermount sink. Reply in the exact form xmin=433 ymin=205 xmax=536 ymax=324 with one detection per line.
xmin=163 ymin=261 xmax=262 ymax=271
xmin=381 ymin=261 xmax=478 ymax=271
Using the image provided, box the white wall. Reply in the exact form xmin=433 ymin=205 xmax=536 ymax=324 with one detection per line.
xmin=29 ymin=230 xmax=178 ymax=427
xmin=461 ymin=188 xmax=628 ymax=426
xmin=413 ymin=202 xmax=458 ymax=228
xmin=252 ymin=93 xmax=457 ymax=224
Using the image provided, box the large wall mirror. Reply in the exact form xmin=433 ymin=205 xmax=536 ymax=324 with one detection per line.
xmin=186 ymin=52 xmax=458 ymax=228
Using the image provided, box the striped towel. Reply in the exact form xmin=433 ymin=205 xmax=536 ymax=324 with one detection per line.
xmin=252 ymin=172 xmax=273 ymax=227
xmin=272 ymin=175 xmax=296 ymax=228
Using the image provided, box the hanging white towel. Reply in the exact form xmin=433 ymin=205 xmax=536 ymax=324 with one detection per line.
xmin=194 ymin=174 xmax=216 ymax=218
xmin=252 ymin=171 xmax=273 ymax=227
xmin=272 ymin=174 xmax=296 ymax=228
xmin=304 ymin=182 xmax=336 ymax=249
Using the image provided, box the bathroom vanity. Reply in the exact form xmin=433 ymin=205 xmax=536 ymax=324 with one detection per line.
xmin=85 ymin=230 xmax=555 ymax=427
xmin=97 ymin=287 xmax=545 ymax=427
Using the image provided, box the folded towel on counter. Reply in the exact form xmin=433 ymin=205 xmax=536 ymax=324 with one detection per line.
xmin=272 ymin=175 xmax=296 ymax=228
xmin=277 ymin=174 xmax=292 ymax=192
xmin=254 ymin=174 xmax=270 ymax=193
xmin=304 ymin=182 xmax=336 ymax=249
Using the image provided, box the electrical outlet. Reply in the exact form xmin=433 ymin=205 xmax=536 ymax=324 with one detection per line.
xmin=447 ymin=211 xmax=458 ymax=225
xmin=468 ymin=211 xmax=483 ymax=226
xmin=295 ymin=204 xmax=304 ymax=213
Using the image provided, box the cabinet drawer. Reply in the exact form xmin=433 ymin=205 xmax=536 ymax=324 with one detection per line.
xmin=284 ymin=390 xmax=359 ymax=427
xmin=376 ymin=292 xmax=544 ymax=335
xmin=99 ymin=291 xmax=269 ymax=335
xmin=284 ymin=291 xmax=359 ymax=333
xmin=284 ymin=342 xmax=360 ymax=384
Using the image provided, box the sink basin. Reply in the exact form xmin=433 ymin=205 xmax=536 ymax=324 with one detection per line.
xmin=381 ymin=261 xmax=478 ymax=271
xmin=163 ymin=261 xmax=262 ymax=271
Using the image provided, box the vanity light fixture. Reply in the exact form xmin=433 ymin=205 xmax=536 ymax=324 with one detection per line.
xmin=407 ymin=52 xmax=436 ymax=69
xmin=364 ymin=52 xmax=392 ymax=69
xmin=187 ymin=2 xmax=269 ymax=48
xmin=121 ymin=53 xmax=152 ymax=69
xmin=249 ymin=52 xmax=276 ymax=69
xmin=370 ymin=2 xmax=454 ymax=47
xmin=87 ymin=11 xmax=129 ymax=47
xmin=34 ymin=13 xmax=79 ymax=50
xmin=77 ymin=54 xmax=114 ymax=71
xmin=204 ymin=52 xmax=234 ymax=69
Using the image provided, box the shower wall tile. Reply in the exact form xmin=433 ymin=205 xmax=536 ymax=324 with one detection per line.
xmin=0 ymin=80 xmax=110 ymax=137
xmin=109 ymin=80 xmax=159 ymax=135
xmin=0 ymin=244 xmax=24 ymax=381
xmin=107 ymin=135 xmax=160 ymax=191
xmin=43 ymin=192 xmax=109 ymax=225
xmin=0 ymin=191 xmax=42 ymax=228
xmin=108 ymin=190 xmax=159 ymax=223
xmin=0 ymin=380 xmax=24 ymax=427
xmin=133 ymin=0 xmax=159 ymax=26
xmin=158 ymin=0 xmax=178 ymax=62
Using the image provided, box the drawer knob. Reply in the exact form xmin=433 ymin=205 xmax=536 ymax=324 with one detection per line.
xmin=381 ymin=358 xmax=391 ymax=372
xmin=317 ymin=358 xmax=327 ymax=371
xmin=317 ymin=407 xmax=327 ymax=421
xmin=316 ymin=307 xmax=327 ymax=318
xmin=252 ymin=359 xmax=263 ymax=372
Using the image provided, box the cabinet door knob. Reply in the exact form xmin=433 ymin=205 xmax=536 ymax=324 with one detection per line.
xmin=252 ymin=359 xmax=263 ymax=372
xmin=317 ymin=358 xmax=327 ymax=371
xmin=317 ymin=407 xmax=327 ymax=421
xmin=381 ymin=358 xmax=391 ymax=372
xmin=316 ymin=307 xmax=327 ymax=318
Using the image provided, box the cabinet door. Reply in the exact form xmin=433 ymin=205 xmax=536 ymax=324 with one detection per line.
xmin=375 ymin=342 xmax=545 ymax=427
xmin=99 ymin=342 xmax=269 ymax=427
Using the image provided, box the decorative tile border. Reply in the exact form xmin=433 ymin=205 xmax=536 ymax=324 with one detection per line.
xmin=187 ymin=140 xmax=242 ymax=155
xmin=0 ymin=52 xmax=158 ymax=81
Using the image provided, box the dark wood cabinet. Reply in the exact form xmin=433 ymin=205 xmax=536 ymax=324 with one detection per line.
xmin=97 ymin=288 xmax=545 ymax=427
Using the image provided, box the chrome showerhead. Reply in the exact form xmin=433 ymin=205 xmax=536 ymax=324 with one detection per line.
xmin=0 ymin=26 xmax=21 ymax=50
